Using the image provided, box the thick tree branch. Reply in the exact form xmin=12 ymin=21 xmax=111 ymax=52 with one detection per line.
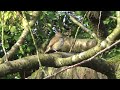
xmin=27 ymin=66 xmax=108 ymax=79
xmin=1 ymin=11 xmax=40 ymax=63
xmin=0 ymin=54 xmax=63 ymax=77
xmin=61 ymin=38 xmax=97 ymax=52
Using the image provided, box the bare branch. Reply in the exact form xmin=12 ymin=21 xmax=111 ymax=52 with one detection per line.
xmin=69 ymin=15 xmax=99 ymax=41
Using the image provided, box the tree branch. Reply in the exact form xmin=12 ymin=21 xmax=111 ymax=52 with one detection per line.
xmin=27 ymin=66 xmax=108 ymax=79
xmin=69 ymin=15 xmax=100 ymax=41
xmin=0 ymin=53 xmax=64 ymax=77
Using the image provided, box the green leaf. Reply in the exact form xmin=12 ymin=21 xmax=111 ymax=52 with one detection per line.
xmin=27 ymin=47 xmax=31 ymax=52
xmin=4 ymin=42 xmax=9 ymax=49
xmin=19 ymin=46 xmax=24 ymax=55
xmin=10 ymin=26 xmax=16 ymax=33
xmin=47 ymin=23 xmax=52 ymax=27
xmin=75 ymin=11 xmax=81 ymax=15
xmin=14 ymin=35 xmax=19 ymax=41
xmin=4 ymin=35 xmax=9 ymax=40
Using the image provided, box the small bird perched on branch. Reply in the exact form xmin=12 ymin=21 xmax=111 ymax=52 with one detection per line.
xmin=44 ymin=32 xmax=64 ymax=54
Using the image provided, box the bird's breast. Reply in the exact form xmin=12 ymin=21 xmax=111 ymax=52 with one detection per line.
xmin=52 ymin=37 xmax=64 ymax=50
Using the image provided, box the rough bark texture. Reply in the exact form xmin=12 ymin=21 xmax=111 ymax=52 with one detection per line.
xmin=42 ymin=38 xmax=98 ymax=53
xmin=27 ymin=66 xmax=108 ymax=79
xmin=107 ymin=54 xmax=120 ymax=79
xmin=80 ymin=59 xmax=115 ymax=79
xmin=61 ymin=38 xmax=97 ymax=53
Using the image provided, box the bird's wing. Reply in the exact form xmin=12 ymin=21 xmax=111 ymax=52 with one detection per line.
xmin=44 ymin=36 xmax=59 ymax=53
xmin=47 ymin=36 xmax=60 ymax=48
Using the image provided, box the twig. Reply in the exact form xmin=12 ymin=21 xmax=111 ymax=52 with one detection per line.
xmin=97 ymin=11 xmax=102 ymax=33
xmin=43 ymin=39 xmax=120 ymax=79
xmin=69 ymin=26 xmax=80 ymax=52
xmin=69 ymin=15 xmax=99 ymax=41
xmin=109 ymin=16 xmax=117 ymax=19
xmin=69 ymin=12 xmax=88 ymax=52
xmin=1 ymin=11 xmax=8 ymax=62
xmin=22 ymin=12 xmax=47 ymax=77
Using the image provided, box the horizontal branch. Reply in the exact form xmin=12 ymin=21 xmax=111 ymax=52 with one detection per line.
xmin=27 ymin=66 xmax=108 ymax=79
xmin=61 ymin=38 xmax=97 ymax=52
xmin=0 ymin=53 xmax=68 ymax=77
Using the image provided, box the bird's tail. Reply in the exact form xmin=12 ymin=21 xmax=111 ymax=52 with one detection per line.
xmin=44 ymin=47 xmax=51 ymax=54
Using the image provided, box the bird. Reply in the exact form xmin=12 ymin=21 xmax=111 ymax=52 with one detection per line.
xmin=44 ymin=32 xmax=64 ymax=54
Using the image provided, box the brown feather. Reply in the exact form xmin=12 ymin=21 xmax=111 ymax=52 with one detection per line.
xmin=44 ymin=32 xmax=63 ymax=53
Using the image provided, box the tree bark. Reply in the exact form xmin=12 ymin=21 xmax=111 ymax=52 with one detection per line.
xmin=27 ymin=66 xmax=108 ymax=79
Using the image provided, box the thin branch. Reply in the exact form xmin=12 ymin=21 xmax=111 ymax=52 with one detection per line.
xmin=1 ymin=11 xmax=8 ymax=62
xmin=69 ymin=26 xmax=80 ymax=52
xmin=69 ymin=15 xmax=99 ymax=41
xmin=43 ymin=39 xmax=120 ymax=79
xmin=69 ymin=12 xmax=88 ymax=52
xmin=109 ymin=16 xmax=117 ymax=19
xmin=97 ymin=11 xmax=102 ymax=33
xmin=22 ymin=12 xmax=47 ymax=76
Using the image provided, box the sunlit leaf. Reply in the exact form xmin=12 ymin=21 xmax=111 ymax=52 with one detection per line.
xmin=10 ymin=26 xmax=16 ymax=32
